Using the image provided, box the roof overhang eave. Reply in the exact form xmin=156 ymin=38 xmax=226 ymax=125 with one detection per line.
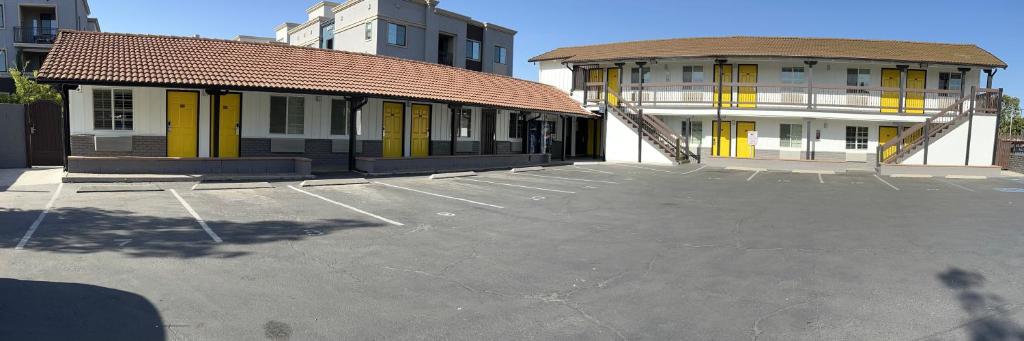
xmin=559 ymin=55 xmax=1007 ymax=69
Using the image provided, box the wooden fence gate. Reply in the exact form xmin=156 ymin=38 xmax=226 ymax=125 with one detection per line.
xmin=26 ymin=100 xmax=64 ymax=166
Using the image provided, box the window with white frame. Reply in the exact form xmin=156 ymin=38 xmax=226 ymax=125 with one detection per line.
xmin=845 ymin=126 xmax=868 ymax=150
xmin=779 ymin=123 xmax=803 ymax=148
xmin=386 ymin=22 xmax=406 ymax=46
xmin=364 ymin=22 xmax=373 ymax=40
xmin=939 ymin=72 xmax=962 ymax=97
xmin=93 ymin=89 xmax=133 ymax=130
xmin=466 ymin=39 xmax=481 ymax=61
xmin=458 ymin=108 xmax=472 ymax=137
xmin=330 ymin=99 xmax=347 ymax=135
xmin=269 ymin=96 xmax=305 ymax=135
xmin=681 ymin=66 xmax=704 ymax=83
xmin=630 ymin=67 xmax=651 ymax=83
xmin=680 ymin=120 xmax=702 ymax=146
xmin=846 ymin=68 xmax=871 ymax=94
xmin=0 ymin=50 xmax=6 ymax=72
xmin=781 ymin=67 xmax=806 ymax=84
xmin=508 ymin=112 xmax=524 ymax=139
xmin=494 ymin=46 xmax=507 ymax=64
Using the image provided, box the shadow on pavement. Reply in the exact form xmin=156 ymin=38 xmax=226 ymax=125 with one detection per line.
xmin=0 ymin=278 xmax=165 ymax=341
xmin=938 ymin=268 xmax=1024 ymax=341
xmin=10 ymin=206 xmax=384 ymax=258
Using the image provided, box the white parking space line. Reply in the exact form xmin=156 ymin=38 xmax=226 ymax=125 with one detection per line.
xmin=818 ymin=173 xmax=825 ymax=184
xmin=572 ymin=166 xmax=615 ymax=174
xmin=610 ymin=163 xmax=676 ymax=173
xmin=373 ymin=181 xmax=504 ymax=209
xmin=169 ymin=189 xmax=223 ymax=243
xmin=15 ymin=183 xmax=64 ymax=250
xmin=514 ymin=173 xmax=619 ymax=184
xmin=680 ymin=165 xmax=708 ymax=175
xmin=746 ymin=170 xmax=761 ymax=182
xmin=461 ymin=178 xmax=576 ymax=194
xmin=288 ymin=186 xmax=404 ymax=226
xmin=873 ymin=174 xmax=901 ymax=191
xmin=938 ymin=179 xmax=976 ymax=192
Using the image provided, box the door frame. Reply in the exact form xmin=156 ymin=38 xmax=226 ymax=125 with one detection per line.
xmin=381 ymin=101 xmax=406 ymax=158
xmin=210 ymin=92 xmax=243 ymax=158
xmin=736 ymin=121 xmax=756 ymax=159
xmin=879 ymin=125 xmax=899 ymax=159
xmin=904 ymin=69 xmax=927 ymax=114
xmin=410 ymin=102 xmax=432 ymax=157
xmin=165 ymin=89 xmax=201 ymax=158
xmin=736 ymin=64 xmax=758 ymax=108
xmin=711 ymin=120 xmax=733 ymax=157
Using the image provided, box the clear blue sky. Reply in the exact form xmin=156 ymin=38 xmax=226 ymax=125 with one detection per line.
xmin=91 ymin=0 xmax=1020 ymax=98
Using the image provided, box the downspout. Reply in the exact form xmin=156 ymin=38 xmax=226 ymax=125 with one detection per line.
xmin=714 ymin=59 xmax=726 ymax=158
xmin=347 ymin=97 xmax=367 ymax=171
xmin=635 ymin=61 xmax=647 ymax=163
xmin=60 ymin=84 xmax=74 ymax=171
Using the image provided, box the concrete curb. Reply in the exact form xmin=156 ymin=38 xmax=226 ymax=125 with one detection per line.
xmin=429 ymin=171 xmax=477 ymax=180
xmin=573 ymin=161 xmax=604 ymax=166
xmin=725 ymin=166 xmax=768 ymax=172
xmin=890 ymin=174 xmax=933 ymax=178
xmin=300 ymin=178 xmax=370 ymax=187
xmin=510 ymin=166 xmax=544 ymax=173
xmin=192 ymin=182 xmax=275 ymax=190
xmin=792 ymin=170 xmax=837 ymax=175
xmin=945 ymin=175 xmax=987 ymax=180
xmin=77 ymin=184 xmax=165 ymax=193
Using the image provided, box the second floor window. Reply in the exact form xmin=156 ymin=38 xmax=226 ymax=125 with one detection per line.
xmin=846 ymin=68 xmax=871 ymax=94
xmin=466 ymin=40 xmax=481 ymax=61
xmin=939 ymin=72 xmax=962 ymax=97
xmin=631 ymin=67 xmax=651 ymax=83
xmin=93 ymin=89 xmax=133 ymax=131
xmin=494 ymin=46 xmax=507 ymax=64
xmin=364 ymin=22 xmax=373 ymax=40
xmin=681 ymin=66 xmax=704 ymax=83
xmin=387 ymin=23 xmax=406 ymax=46
xmin=781 ymin=67 xmax=806 ymax=84
xmin=270 ymin=96 xmax=305 ymax=135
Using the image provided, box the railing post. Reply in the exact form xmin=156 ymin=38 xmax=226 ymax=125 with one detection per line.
xmin=714 ymin=59 xmax=727 ymax=157
xmin=923 ymin=120 xmax=930 ymax=165
xmin=897 ymin=65 xmax=908 ymax=114
xmin=992 ymin=88 xmax=1005 ymax=165
xmin=804 ymin=61 xmax=817 ymax=109
xmin=602 ymin=67 xmax=610 ymax=112
xmin=685 ymin=116 xmax=692 ymax=162
xmin=636 ymin=61 xmax=647 ymax=163
xmin=675 ymin=137 xmax=682 ymax=163
xmin=965 ymin=86 xmax=977 ymax=165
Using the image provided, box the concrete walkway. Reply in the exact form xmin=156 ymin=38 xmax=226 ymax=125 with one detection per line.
xmin=0 ymin=167 xmax=63 ymax=189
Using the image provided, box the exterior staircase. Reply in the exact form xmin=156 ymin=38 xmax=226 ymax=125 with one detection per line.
xmin=878 ymin=89 xmax=1001 ymax=166
xmin=605 ymin=103 xmax=699 ymax=164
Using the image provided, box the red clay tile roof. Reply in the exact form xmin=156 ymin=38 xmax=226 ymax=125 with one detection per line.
xmin=38 ymin=31 xmax=592 ymax=116
xmin=529 ymin=36 xmax=1007 ymax=68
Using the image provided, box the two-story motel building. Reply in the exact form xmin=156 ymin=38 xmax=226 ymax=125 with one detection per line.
xmin=532 ymin=36 xmax=1007 ymax=170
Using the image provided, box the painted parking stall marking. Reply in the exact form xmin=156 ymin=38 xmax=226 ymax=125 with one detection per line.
xmin=373 ymin=181 xmax=505 ymax=209
xmin=169 ymin=189 xmax=223 ymax=243
xmin=460 ymin=178 xmax=576 ymax=194
xmin=15 ymin=183 xmax=64 ymax=250
xmin=873 ymin=174 xmax=901 ymax=191
xmin=288 ymin=185 xmax=404 ymax=226
xmin=513 ymin=173 xmax=619 ymax=184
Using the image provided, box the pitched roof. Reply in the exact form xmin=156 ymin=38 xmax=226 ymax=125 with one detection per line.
xmin=529 ymin=36 xmax=1007 ymax=68
xmin=38 ymin=31 xmax=591 ymax=116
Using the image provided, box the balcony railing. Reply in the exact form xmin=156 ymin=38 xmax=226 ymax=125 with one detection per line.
xmin=14 ymin=26 xmax=58 ymax=44
xmin=438 ymin=52 xmax=454 ymax=66
xmin=583 ymin=81 xmax=981 ymax=115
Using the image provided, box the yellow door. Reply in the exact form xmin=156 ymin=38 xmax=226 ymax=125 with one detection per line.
xmin=167 ymin=91 xmax=198 ymax=157
xmin=905 ymin=70 xmax=926 ymax=114
xmin=382 ymin=102 xmax=404 ymax=158
xmin=879 ymin=126 xmax=899 ymax=160
xmin=735 ymin=121 xmax=755 ymax=159
xmin=410 ymin=104 xmax=430 ymax=157
xmin=586 ymin=120 xmax=595 ymax=155
xmin=215 ymin=93 xmax=241 ymax=158
xmin=711 ymin=121 xmax=731 ymax=157
xmin=713 ymin=64 xmax=733 ymax=107
xmin=737 ymin=65 xmax=757 ymax=108
xmin=881 ymin=69 xmax=901 ymax=113
xmin=607 ymin=68 xmax=620 ymax=107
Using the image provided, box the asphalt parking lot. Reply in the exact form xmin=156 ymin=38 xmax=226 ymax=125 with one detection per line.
xmin=3 ymin=163 xmax=1024 ymax=340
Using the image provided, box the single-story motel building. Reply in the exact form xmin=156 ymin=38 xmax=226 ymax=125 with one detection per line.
xmin=532 ymin=36 xmax=1008 ymax=174
xmin=37 ymin=31 xmax=593 ymax=176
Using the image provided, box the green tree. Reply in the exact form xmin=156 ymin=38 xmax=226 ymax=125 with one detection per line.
xmin=999 ymin=95 xmax=1022 ymax=136
xmin=0 ymin=68 xmax=62 ymax=104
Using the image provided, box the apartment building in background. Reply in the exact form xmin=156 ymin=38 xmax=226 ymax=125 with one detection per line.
xmin=0 ymin=0 xmax=99 ymax=92
xmin=532 ymin=36 xmax=1007 ymax=171
xmin=272 ymin=0 xmax=515 ymax=76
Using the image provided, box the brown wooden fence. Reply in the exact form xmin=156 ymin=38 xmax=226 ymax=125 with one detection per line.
xmin=995 ymin=136 xmax=1024 ymax=170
